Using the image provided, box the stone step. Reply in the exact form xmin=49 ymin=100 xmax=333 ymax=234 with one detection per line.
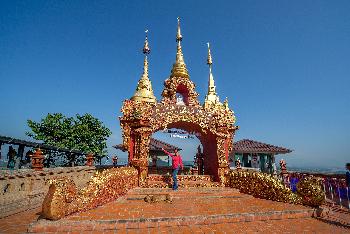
xmin=146 ymin=174 xmax=217 ymax=188
xmin=28 ymin=208 xmax=316 ymax=233
xmin=129 ymin=187 xmax=235 ymax=194
xmin=27 ymin=187 xmax=318 ymax=233
xmin=146 ymin=181 xmax=220 ymax=188
xmin=147 ymin=174 xmax=213 ymax=182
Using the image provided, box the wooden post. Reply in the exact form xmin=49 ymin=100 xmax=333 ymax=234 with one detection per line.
xmin=18 ymin=144 xmax=25 ymax=160
xmin=267 ymin=154 xmax=272 ymax=174
xmin=271 ymin=154 xmax=277 ymax=176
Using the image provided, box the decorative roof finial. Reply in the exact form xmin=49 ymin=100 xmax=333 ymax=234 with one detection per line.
xmin=131 ymin=30 xmax=157 ymax=103
xmin=207 ymin=42 xmax=213 ymax=65
xmin=204 ymin=42 xmax=220 ymax=109
xmin=176 ymin=17 xmax=183 ymax=42
xmin=143 ymin=29 xmax=151 ymax=55
xmin=170 ymin=17 xmax=189 ymax=78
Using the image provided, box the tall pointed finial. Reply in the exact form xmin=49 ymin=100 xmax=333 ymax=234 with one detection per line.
xmin=206 ymin=42 xmax=216 ymax=95
xmin=170 ymin=17 xmax=189 ymax=78
xmin=131 ymin=30 xmax=156 ymax=103
xmin=176 ymin=17 xmax=183 ymax=42
xmin=204 ymin=42 xmax=220 ymax=109
xmin=207 ymin=42 xmax=212 ymax=65
xmin=143 ymin=29 xmax=151 ymax=55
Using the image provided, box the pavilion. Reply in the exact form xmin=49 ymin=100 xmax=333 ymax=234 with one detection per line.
xmin=230 ymin=139 xmax=292 ymax=174
xmin=113 ymin=137 xmax=181 ymax=168
xmin=0 ymin=135 xmax=95 ymax=168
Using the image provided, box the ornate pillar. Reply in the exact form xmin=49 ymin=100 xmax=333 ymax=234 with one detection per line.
xmin=216 ymin=135 xmax=230 ymax=186
xmin=130 ymin=123 xmax=152 ymax=187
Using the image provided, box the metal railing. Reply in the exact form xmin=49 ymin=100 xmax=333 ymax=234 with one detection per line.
xmin=283 ymin=172 xmax=349 ymax=209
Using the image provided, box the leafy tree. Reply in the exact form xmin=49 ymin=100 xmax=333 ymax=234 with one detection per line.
xmin=26 ymin=113 xmax=112 ymax=166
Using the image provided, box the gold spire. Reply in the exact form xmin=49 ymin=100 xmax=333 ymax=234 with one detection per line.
xmin=176 ymin=17 xmax=183 ymax=42
xmin=131 ymin=30 xmax=157 ymax=103
xmin=204 ymin=42 xmax=220 ymax=108
xmin=170 ymin=17 xmax=189 ymax=78
xmin=207 ymin=42 xmax=213 ymax=65
xmin=143 ymin=29 xmax=150 ymax=54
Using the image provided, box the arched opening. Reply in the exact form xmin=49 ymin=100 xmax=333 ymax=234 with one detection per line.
xmin=149 ymin=129 xmax=202 ymax=175
xmin=148 ymin=121 xmax=218 ymax=179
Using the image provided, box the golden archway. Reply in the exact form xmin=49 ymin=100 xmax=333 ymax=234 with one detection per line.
xmin=119 ymin=18 xmax=238 ymax=186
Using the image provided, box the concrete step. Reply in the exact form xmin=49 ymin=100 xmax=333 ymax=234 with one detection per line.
xmin=28 ymin=187 xmax=317 ymax=233
xmin=146 ymin=174 xmax=217 ymax=188
xmin=28 ymin=208 xmax=315 ymax=233
xmin=146 ymin=181 xmax=220 ymax=188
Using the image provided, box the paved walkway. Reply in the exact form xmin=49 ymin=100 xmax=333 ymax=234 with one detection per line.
xmin=0 ymin=207 xmax=41 ymax=234
xmin=1 ymin=187 xmax=350 ymax=233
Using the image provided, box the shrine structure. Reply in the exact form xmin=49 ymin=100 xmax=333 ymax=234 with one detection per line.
xmin=119 ymin=18 xmax=238 ymax=186
xmin=34 ymin=18 xmax=326 ymax=223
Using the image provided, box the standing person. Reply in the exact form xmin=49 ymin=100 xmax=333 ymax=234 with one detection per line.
xmin=346 ymin=163 xmax=350 ymax=187
xmin=7 ymin=146 xmax=16 ymax=169
xmin=112 ymin=155 xmax=118 ymax=166
xmin=162 ymin=148 xmax=184 ymax=191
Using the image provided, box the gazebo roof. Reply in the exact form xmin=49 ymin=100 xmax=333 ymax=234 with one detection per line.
xmin=232 ymin=139 xmax=292 ymax=155
xmin=113 ymin=138 xmax=181 ymax=153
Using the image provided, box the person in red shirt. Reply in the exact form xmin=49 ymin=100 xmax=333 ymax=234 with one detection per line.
xmin=162 ymin=148 xmax=184 ymax=190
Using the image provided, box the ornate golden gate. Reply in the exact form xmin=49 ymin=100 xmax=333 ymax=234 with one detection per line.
xmin=119 ymin=18 xmax=238 ymax=186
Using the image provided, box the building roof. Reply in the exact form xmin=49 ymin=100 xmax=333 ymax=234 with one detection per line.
xmin=0 ymin=135 xmax=92 ymax=155
xmin=232 ymin=139 xmax=292 ymax=155
xmin=113 ymin=138 xmax=181 ymax=153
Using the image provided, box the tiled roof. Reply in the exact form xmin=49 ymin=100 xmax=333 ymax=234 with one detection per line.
xmin=232 ymin=139 xmax=292 ymax=154
xmin=113 ymin=138 xmax=181 ymax=153
xmin=149 ymin=138 xmax=181 ymax=152
xmin=0 ymin=135 xmax=92 ymax=155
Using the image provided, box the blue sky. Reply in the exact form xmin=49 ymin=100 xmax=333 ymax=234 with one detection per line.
xmin=1 ymin=1 xmax=349 ymax=168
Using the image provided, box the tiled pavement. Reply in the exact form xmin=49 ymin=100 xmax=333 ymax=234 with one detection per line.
xmin=1 ymin=187 xmax=350 ymax=233
xmin=0 ymin=207 xmax=41 ymax=234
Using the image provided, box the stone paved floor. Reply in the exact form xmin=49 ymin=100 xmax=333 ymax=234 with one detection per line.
xmin=0 ymin=207 xmax=41 ymax=234
xmin=63 ymin=188 xmax=313 ymax=221
xmin=1 ymin=187 xmax=350 ymax=233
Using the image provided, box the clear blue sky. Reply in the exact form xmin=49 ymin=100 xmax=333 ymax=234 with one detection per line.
xmin=1 ymin=1 xmax=349 ymax=168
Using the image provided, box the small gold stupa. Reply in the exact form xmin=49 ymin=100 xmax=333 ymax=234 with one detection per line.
xmin=170 ymin=17 xmax=189 ymax=79
xmin=131 ymin=30 xmax=157 ymax=103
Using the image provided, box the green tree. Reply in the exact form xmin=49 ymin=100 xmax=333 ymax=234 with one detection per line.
xmin=26 ymin=113 xmax=112 ymax=166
